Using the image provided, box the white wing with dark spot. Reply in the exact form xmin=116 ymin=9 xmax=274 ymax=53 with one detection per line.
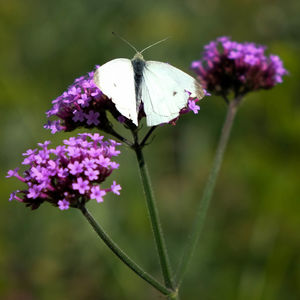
xmin=93 ymin=58 xmax=138 ymax=125
xmin=141 ymin=61 xmax=204 ymax=126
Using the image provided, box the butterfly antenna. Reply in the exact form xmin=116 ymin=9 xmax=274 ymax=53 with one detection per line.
xmin=112 ymin=32 xmax=139 ymax=53
xmin=140 ymin=37 xmax=170 ymax=54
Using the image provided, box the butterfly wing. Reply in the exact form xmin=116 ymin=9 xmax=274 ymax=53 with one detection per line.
xmin=94 ymin=58 xmax=138 ymax=125
xmin=141 ymin=61 xmax=204 ymax=126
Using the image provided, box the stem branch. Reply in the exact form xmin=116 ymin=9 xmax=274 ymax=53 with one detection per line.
xmin=79 ymin=204 xmax=172 ymax=296
xmin=106 ymin=128 xmax=133 ymax=147
xmin=140 ymin=126 xmax=157 ymax=148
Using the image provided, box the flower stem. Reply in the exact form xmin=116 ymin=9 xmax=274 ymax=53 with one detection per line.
xmin=132 ymin=130 xmax=175 ymax=292
xmin=79 ymin=204 xmax=172 ymax=296
xmin=175 ymin=98 xmax=240 ymax=287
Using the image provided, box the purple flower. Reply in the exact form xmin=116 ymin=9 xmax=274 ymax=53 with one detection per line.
xmin=9 ymin=190 xmax=21 ymax=202
xmin=111 ymin=181 xmax=121 ymax=195
xmin=68 ymin=161 xmax=84 ymax=175
xmin=6 ymin=168 xmax=20 ymax=178
xmin=44 ymin=120 xmax=63 ymax=134
xmin=73 ymin=110 xmax=85 ymax=122
xmin=97 ymin=155 xmax=110 ymax=168
xmin=45 ymin=67 xmax=125 ymax=133
xmin=27 ymin=186 xmax=41 ymax=199
xmin=66 ymin=146 xmax=81 ymax=158
xmin=109 ymin=162 xmax=120 ymax=170
xmin=58 ymin=199 xmax=70 ymax=210
xmin=191 ymin=36 xmax=288 ymax=97
xmin=84 ymin=168 xmax=99 ymax=180
xmin=64 ymin=137 xmax=78 ymax=146
xmin=78 ymin=94 xmax=91 ymax=108
xmin=87 ymin=133 xmax=104 ymax=142
xmin=82 ymin=158 xmax=97 ymax=170
xmin=188 ymin=100 xmax=200 ymax=114
xmin=72 ymin=177 xmax=90 ymax=194
xmin=6 ymin=134 xmax=121 ymax=210
xmin=108 ymin=145 xmax=121 ymax=157
xmin=90 ymin=186 xmax=106 ymax=203
xmin=23 ymin=149 xmax=37 ymax=156
xmin=85 ymin=110 xmax=100 ymax=126
xmin=57 ymin=167 xmax=68 ymax=178
xmin=117 ymin=116 xmax=126 ymax=123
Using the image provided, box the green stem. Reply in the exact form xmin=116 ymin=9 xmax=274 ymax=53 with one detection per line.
xmin=79 ymin=204 xmax=172 ymax=296
xmin=175 ymin=98 xmax=240 ymax=286
xmin=132 ymin=131 xmax=175 ymax=291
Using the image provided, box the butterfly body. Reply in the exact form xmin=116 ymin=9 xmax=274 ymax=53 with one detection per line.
xmin=131 ymin=53 xmax=146 ymax=110
xmin=94 ymin=53 xmax=204 ymax=126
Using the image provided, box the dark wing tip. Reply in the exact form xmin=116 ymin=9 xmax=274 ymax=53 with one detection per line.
xmin=194 ymin=80 xmax=205 ymax=99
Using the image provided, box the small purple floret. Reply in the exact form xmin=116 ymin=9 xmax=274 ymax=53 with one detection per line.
xmin=58 ymin=199 xmax=70 ymax=210
xmin=85 ymin=110 xmax=100 ymax=126
xmin=68 ymin=161 xmax=84 ymax=175
xmin=6 ymin=168 xmax=20 ymax=178
xmin=188 ymin=100 xmax=200 ymax=114
xmin=111 ymin=181 xmax=121 ymax=195
xmin=90 ymin=186 xmax=106 ymax=203
xmin=84 ymin=168 xmax=99 ymax=180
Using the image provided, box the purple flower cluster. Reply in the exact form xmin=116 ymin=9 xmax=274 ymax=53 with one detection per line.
xmin=6 ymin=134 xmax=121 ymax=210
xmin=45 ymin=67 xmax=202 ymax=133
xmin=191 ymin=36 xmax=288 ymax=97
xmin=45 ymin=67 xmax=124 ymax=134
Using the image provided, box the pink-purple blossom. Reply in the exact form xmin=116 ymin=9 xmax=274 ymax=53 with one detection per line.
xmin=191 ymin=36 xmax=288 ymax=97
xmin=72 ymin=177 xmax=90 ymax=194
xmin=85 ymin=110 xmax=100 ymax=126
xmin=7 ymin=134 xmax=121 ymax=210
xmin=188 ymin=100 xmax=200 ymax=114
xmin=44 ymin=68 xmax=118 ymax=134
xmin=84 ymin=168 xmax=99 ymax=180
xmin=110 ymin=181 xmax=122 ymax=195
xmin=90 ymin=186 xmax=106 ymax=203
xmin=58 ymin=199 xmax=70 ymax=210
xmin=68 ymin=161 xmax=84 ymax=175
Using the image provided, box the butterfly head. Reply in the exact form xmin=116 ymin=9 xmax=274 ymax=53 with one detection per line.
xmin=133 ymin=52 xmax=144 ymax=61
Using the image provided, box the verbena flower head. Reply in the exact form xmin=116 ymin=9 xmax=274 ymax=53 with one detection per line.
xmin=191 ymin=36 xmax=288 ymax=97
xmin=6 ymin=134 xmax=121 ymax=210
xmin=45 ymin=67 xmax=120 ymax=134
xmin=45 ymin=67 xmax=202 ymax=133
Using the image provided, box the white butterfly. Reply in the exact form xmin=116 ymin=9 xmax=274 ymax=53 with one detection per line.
xmin=93 ymin=40 xmax=204 ymax=127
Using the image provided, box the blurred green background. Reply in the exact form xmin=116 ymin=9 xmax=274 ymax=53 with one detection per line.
xmin=1 ymin=0 xmax=299 ymax=299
